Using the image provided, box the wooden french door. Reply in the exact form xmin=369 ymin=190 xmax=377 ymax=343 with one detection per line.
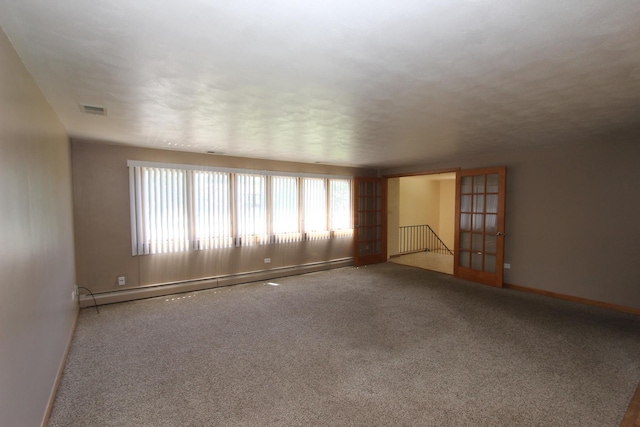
xmin=353 ymin=177 xmax=387 ymax=266
xmin=454 ymin=167 xmax=506 ymax=287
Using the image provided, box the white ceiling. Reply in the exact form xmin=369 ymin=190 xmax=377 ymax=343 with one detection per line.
xmin=2 ymin=0 xmax=640 ymax=169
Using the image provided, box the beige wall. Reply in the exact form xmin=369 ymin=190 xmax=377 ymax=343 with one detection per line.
xmin=72 ymin=141 xmax=375 ymax=294
xmin=0 ymin=30 xmax=77 ymax=427
xmin=399 ymin=176 xmax=440 ymax=228
xmin=384 ymin=140 xmax=640 ymax=310
xmin=387 ymin=178 xmax=400 ymax=256
xmin=438 ymin=179 xmax=455 ymax=249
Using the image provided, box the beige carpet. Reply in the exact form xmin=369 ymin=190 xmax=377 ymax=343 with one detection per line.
xmin=49 ymin=263 xmax=640 ymax=426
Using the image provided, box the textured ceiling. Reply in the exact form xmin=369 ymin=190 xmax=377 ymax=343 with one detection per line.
xmin=1 ymin=0 xmax=640 ymax=169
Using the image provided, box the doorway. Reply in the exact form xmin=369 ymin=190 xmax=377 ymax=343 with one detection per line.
xmin=387 ymin=172 xmax=456 ymax=274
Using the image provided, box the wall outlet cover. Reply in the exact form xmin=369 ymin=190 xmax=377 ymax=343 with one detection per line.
xmin=118 ymin=276 xmax=126 ymax=286
xmin=264 ymin=258 xmax=271 ymax=264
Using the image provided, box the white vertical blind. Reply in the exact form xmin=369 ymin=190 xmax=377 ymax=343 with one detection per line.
xmin=236 ymin=174 xmax=268 ymax=246
xmin=303 ymin=178 xmax=329 ymax=239
xmin=272 ymin=176 xmax=301 ymax=243
xmin=131 ymin=166 xmax=189 ymax=255
xmin=330 ymin=179 xmax=353 ymax=237
xmin=193 ymin=171 xmax=232 ymax=249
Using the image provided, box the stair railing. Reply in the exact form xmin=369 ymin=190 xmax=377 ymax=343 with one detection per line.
xmin=399 ymin=224 xmax=453 ymax=255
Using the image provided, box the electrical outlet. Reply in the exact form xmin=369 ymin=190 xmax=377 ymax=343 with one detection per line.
xmin=264 ymin=258 xmax=271 ymax=264
xmin=504 ymin=263 xmax=511 ymax=269
xmin=118 ymin=276 xmax=126 ymax=286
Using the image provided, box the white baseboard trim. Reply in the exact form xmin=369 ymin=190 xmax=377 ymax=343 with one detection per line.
xmin=79 ymin=258 xmax=353 ymax=307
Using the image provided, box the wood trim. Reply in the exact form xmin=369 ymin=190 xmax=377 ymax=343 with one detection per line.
xmin=383 ymin=167 xmax=460 ymax=179
xmin=620 ymin=381 xmax=640 ymax=427
xmin=42 ymin=306 xmax=79 ymax=427
xmin=504 ymin=283 xmax=640 ymax=315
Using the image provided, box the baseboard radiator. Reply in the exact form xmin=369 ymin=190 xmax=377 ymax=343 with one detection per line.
xmin=79 ymin=258 xmax=353 ymax=307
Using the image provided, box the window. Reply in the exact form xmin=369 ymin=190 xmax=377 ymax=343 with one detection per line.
xmin=272 ymin=176 xmax=300 ymax=243
xmin=193 ymin=171 xmax=232 ymax=250
xmin=303 ymin=178 xmax=328 ymax=239
xmin=329 ymin=179 xmax=352 ymax=237
xmin=235 ymin=174 xmax=268 ymax=246
xmin=130 ymin=166 xmax=189 ymax=255
xmin=129 ymin=161 xmax=353 ymax=255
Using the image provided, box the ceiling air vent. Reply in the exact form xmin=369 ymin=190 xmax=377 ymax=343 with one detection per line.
xmin=79 ymin=104 xmax=107 ymax=116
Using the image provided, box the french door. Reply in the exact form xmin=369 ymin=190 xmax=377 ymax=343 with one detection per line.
xmin=454 ymin=167 xmax=506 ymax=287
xmin=353 ymin=177 xmax=387 ymax=266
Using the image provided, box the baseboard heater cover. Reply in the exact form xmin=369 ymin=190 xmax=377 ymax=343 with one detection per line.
xmin=79 ymin=258 xmax=353 ymax=307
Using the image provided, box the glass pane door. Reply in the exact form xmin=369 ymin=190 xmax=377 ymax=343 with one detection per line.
xmin=353 ymin=177 xmax=387 ymax=266
xmin=455 ymin=167 xmax=506 ymax=287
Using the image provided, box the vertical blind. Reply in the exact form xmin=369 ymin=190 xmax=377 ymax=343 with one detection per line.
xmin=131 ymin=166 xmax=189 ymax=255
xmin=330 ymin=179 xmax=352 ymax=237
xmin=129 ymin=163 xmax=353 ymax=256
xmin=272 ymin=176 xmax=300 ymax=243
xmin=193 ymin=170 xmax=232 ymax=250
xmin=303 ymin=178 xmax=329 ymax=239
xmin=236 ymin=174 xmax=268 ymax=246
